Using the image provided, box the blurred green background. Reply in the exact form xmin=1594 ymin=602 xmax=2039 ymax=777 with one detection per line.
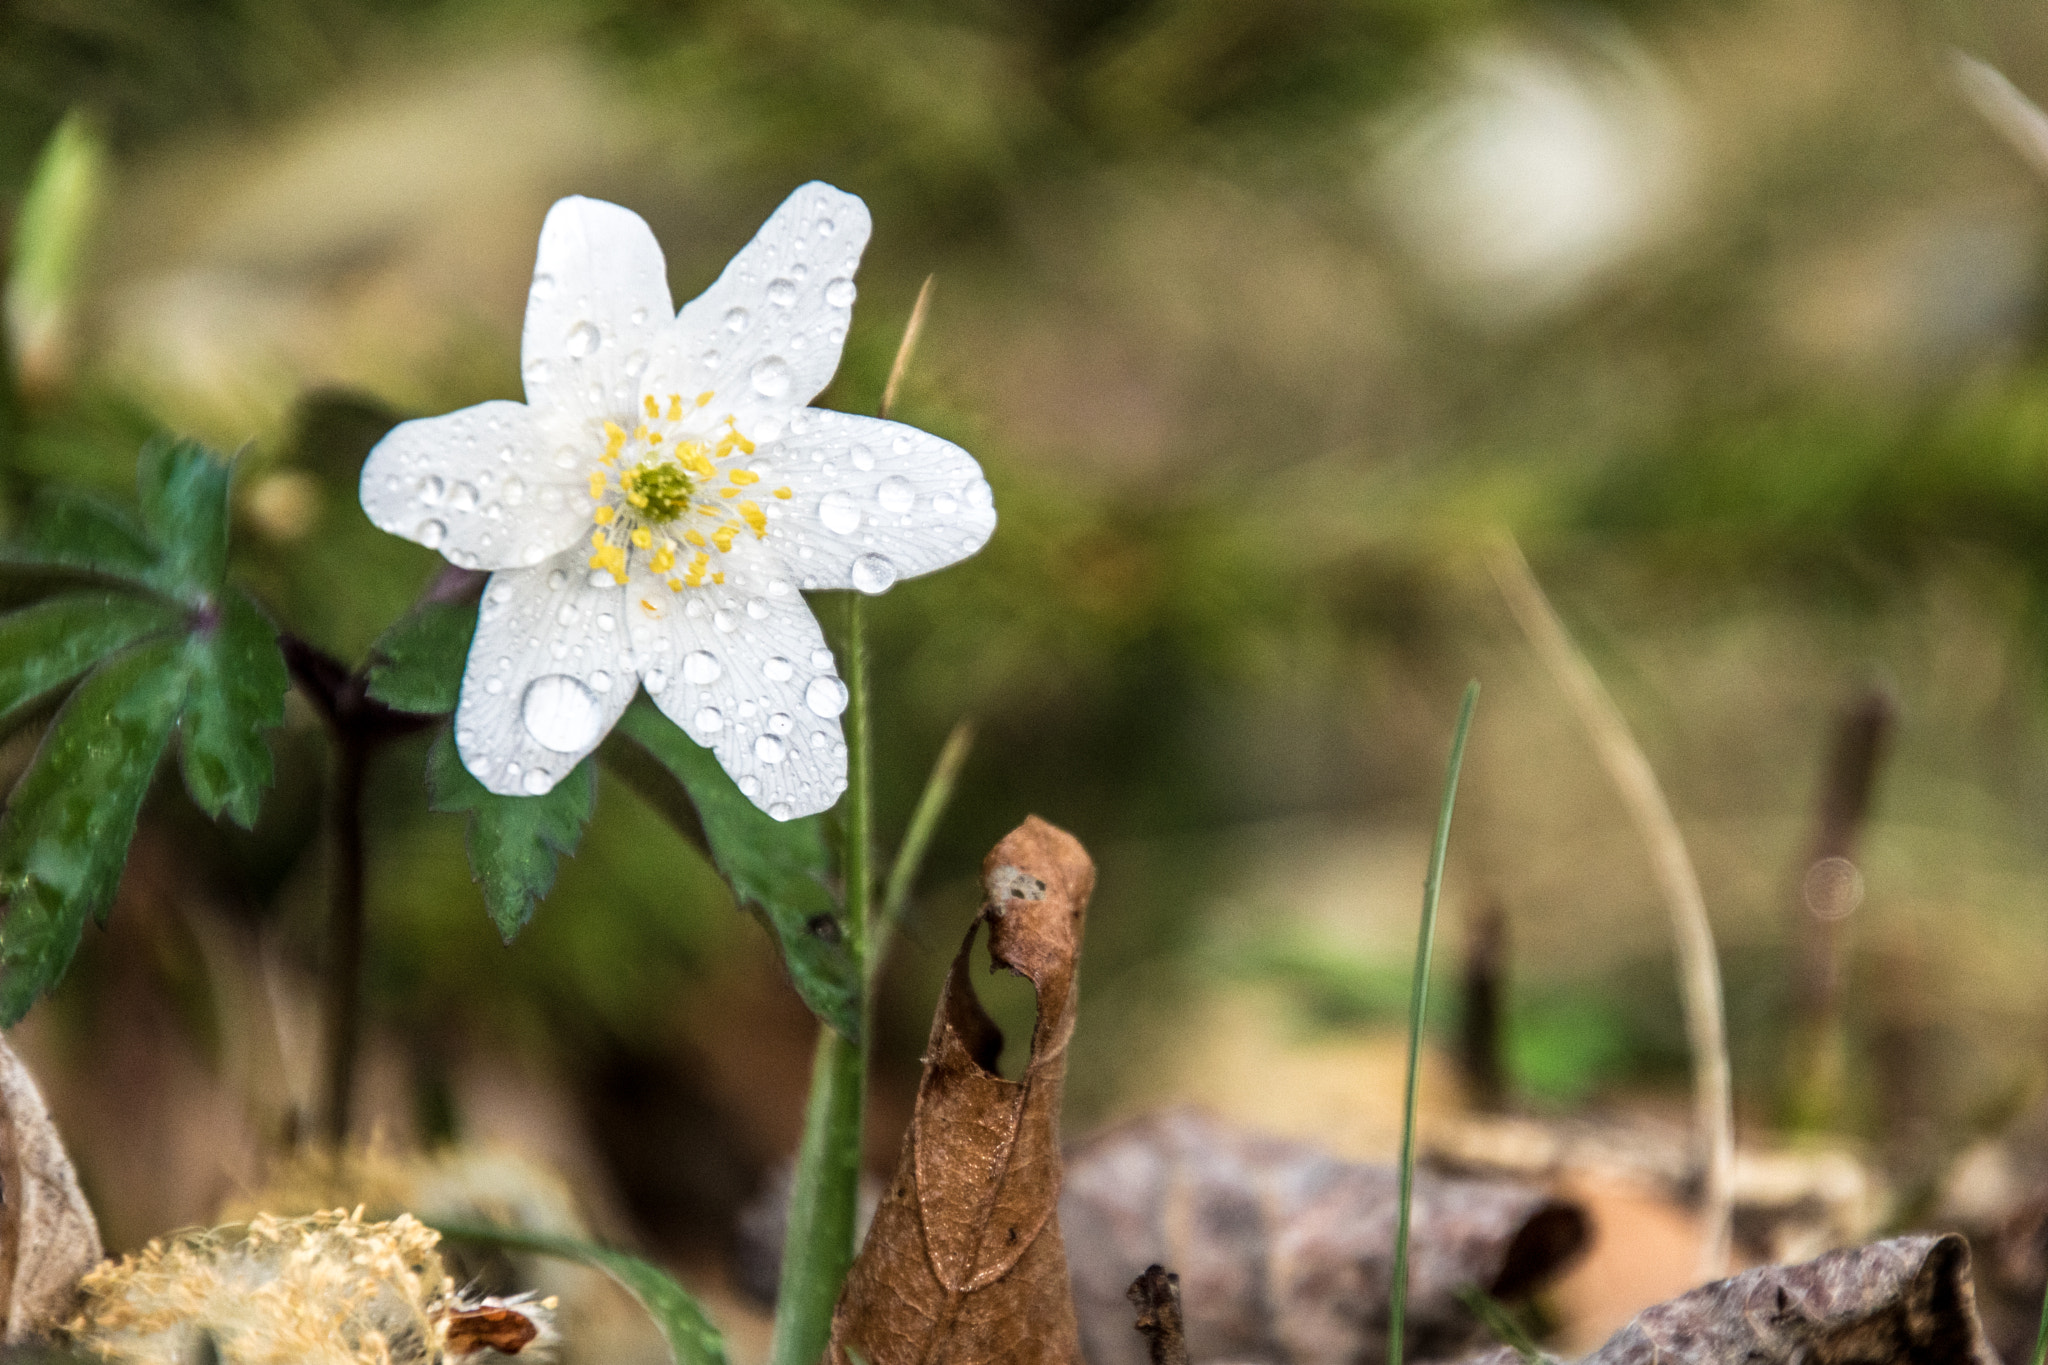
xmin=7 ymin=0 xmax=2048 ymax=1320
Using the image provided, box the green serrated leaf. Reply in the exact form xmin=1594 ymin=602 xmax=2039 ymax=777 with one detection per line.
xmin=0 ymin=490 xmax=159 ymax=586
xmin=426 ymin=727 xmax=594 ymax=941
xmin=0 ymin=590 xmax=181 ymax=734
xmin=136 ymin=435 xmax=230 ymax=598
xmin=0 ymin=636 xmax=188 ymax=1023
xmin=433 ymin=1223 xmax=728 ymax=1365
xmin=179 ymin=589 xmax=288 ymax=828
xmin=615 ymin=696 xmax=858 ymax=1041
xmin=365 ymin=598 xmax=476 ymax=715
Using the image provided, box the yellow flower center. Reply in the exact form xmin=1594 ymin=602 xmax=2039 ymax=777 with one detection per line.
xmin=582 ymin=390 xmax=798 ymax=596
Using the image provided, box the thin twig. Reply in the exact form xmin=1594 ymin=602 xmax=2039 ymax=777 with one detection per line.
xmin=1389 ymin=681 xmax=1479 ymax=1365
xmin=878 ymin=275 xmax=934 ymax=422
xmin=1487 ymin=536 xmax=1734 ymax=1279
xmin=318 ymin=736 xmax=368 ymax=1147
xmin=870 ymin=719 xmax=975 ymax=986
xmin=1127 ymin=1266 xmax=1188 ymax=1365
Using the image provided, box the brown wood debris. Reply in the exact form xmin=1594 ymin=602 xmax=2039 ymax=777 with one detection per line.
xmin=1127 ymin=1266 xmax=1188 ymax=1365
xmin=829 ymin=816 xmax=1095 ymax=1365
xmin=0 ymin=1029 xmax=102 ymax=1343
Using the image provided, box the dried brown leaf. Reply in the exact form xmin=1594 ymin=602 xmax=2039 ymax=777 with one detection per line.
xmin=830 ymin=816 xmax=1095 ymax=1365
xmin=0 ymin=1030 xmax=102 ymax=1341
xmin=1064 ymin=1109 xmax=1588 ymax=1365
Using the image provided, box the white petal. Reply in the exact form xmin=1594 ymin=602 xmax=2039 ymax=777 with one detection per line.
xmin=361 ymin=401 xmax=593 ymax=569
xmin=753 ymin=410 xmax=995 ymax=592
xmin=521 ymin=196 xmax=676 ymax=435
xmin=456 ymin=553 xmax=637 ymax=795
xmin=626 ymin=550 xmax=846 ymax=820
xmin=646 ymin=182 xmax=871 ymax=442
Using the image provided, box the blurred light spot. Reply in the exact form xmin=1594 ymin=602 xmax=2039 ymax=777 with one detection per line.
xmin=245 ymin=470 xmax=322 ymax=542
xmin=1802 ymin=856 xmax=1863 ymax=922
xmin=1371 ymin=29 xmax=1692 ymax=324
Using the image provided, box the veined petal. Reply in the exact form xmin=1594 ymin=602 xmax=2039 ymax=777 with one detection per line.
xmin=755 ymin=410 xmax=995 ymax=592
xmin=521 ymin=196 xmax=676 ymax=436
xmin=648 ymin=182 xmax=871 ymax=442
xmin=456 ymin=554 xmax=637 ymax=795
xmin=362 ymin=401 xmax=595 ymax=569
xmin=626 ymin=548 xmax=846 ymax=820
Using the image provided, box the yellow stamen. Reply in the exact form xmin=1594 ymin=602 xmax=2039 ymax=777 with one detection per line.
xmin=684 ymin=529 xmax=707 ymax=548
xmin=631 ymin=527 xmax=653 ymax=549
xmin=774 ymin=486 xmax=792 ymax=499
xmin=588 ymin=471 xmax=606 ymax=498
xmin=667 ymin=577 xmax=683 ymax=591
xmin=641 ymin=597 xmax=659 ymax=615
xmin=650 ymin=546 xmax=677 ymax=573
xmin=729 ymin=469 xmax=760 ymax=486
xmin=712 ymin=525 xmax=738 ymax=553
xmin=593 ymin=506 xmax=615 ymax=525
xmin=695 ymin=390 xmax=713 ymax=407
xmin=644 ymin=394 xmax=660 ymax=419
xmin=712 ymin=572 xmax=724 ymax=584
xmin=667 ymin=394 xmax=683 ymax=420
xmin=738 ymin=500 xmax=766 ymax=537
xmin=604 ymin=420 xmax=627 ymax=459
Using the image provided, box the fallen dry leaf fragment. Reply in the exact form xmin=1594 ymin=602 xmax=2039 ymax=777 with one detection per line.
xmin=1458 ymin=1233 xmax=1993 ymax=1365
xmin=0 ymin=1029 xmax=102 ymax=1342
xmin=1127 ymin=1267 xmax=1187 ymax=1365
xmin=1064 ymin=1109 xmax=1588 ymax=1365
xmin=829 ymin=816 xmax=1095 ymax=1365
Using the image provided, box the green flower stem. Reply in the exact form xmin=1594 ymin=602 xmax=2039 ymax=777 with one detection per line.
xmin=2032 ymin=1279 xmax=2048 ymax=1365
xmin=770 ymin=591 xmax=873 ymax=1365
xmin=1389 ymin=681 xmax=1478 ymax=1365
xmin=870 ymin=719 xmax=974 ymax=987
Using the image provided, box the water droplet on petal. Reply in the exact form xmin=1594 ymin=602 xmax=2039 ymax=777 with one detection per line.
xmin=418 ymin=520 xmax=447 ymax=548
xmin=700 ymin=349 xmax=721 ymax=368
xmin=557 ymin=603 xmax=578 ymax=625
xmin=740 ymin=776 xmax=760 ymax=798
xmin=503 ymin=477 xmax=527 ymax=505
xmin=764 ymin=656 xmax=794 ymax=682
xmin=490 ymin=583 xmax=514 ymax=604
xmin=645 ymin=667 xmax=669 ymax=693
xmin=805 ymin=676 xmax=850 ymax=718
xmin=725 ymin=306 xmax=750 ymax=333
xmin=851 ymin=445 xmax=875 ymax=472
xmin=449 ymin=482 xmax=479 ymax=512
xmin=755 ymin=734 xmax=787 ymax=764
xmin=767 ymin=277 xmax=798 ymax=307
xmin=850 ymin=554 xmax=897 ymax=594
xmin=590 ymin=670 xmax=613 ymax=692
xmin=630 ymin=307 xmax=648 ymax=325
xmin=770 ymin=801 xmax=793 ymax=820
xmin=566 ymin=322 xmax=601 ymax=357
xmin=825 ymin=277 xmax=856 ymax=308
xmin=522 ymin=674 xmax=603 ymax=752
xmin=695 ymin=706 xmax=724 ymax=733
xmin=811 ymin=649 xmax=835 ymax=669
xmin=817 ymin=219 xmax=836 ymax=237
xmin=588 ymin=569 xmax=613 ymax=588
xmin=549 ymin=570 xmax=568 ymax=590
xmin=713 ymin=609 xmax=738 ymax=633
xmin=485 ymin=678 xmax=504 ymax=695
xmin=746 ymin=597 xmax=770 ymax=620
xmin=523 ymin=769 xmax=553 ymax=795
xmin=531 ymin=273 xmax=557 ymax=298
xmin=818 ymin=490 xmax=860 ymax=535
xmin=768 ymin=712 xmax=794 ymax=735
xmin=596 ymin=613 xmax=616 ymax=632
xmin=965 ymin=477 xmax=993 ymax=510
xmin=524 ymin=359 xmax=551 ymax=384
xmin=624 ymin=349 xmax=649 ymax=378
xmin=750 ymin=356 xmax=792 ymax=398
xmin=877 ymin=476 xmax=914 ymax=514
xmin=682 ymin=650 xmax=722 ymax=684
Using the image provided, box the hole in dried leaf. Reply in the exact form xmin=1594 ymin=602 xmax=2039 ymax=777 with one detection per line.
xmin=944 ymin=923 xmax=1040 ymax=1081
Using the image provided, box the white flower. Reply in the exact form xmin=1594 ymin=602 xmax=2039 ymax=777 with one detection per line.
xmin=360 ymin=184 xmax=995 ymax=818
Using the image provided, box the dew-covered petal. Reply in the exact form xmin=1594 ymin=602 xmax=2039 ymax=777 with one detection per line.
xmin=455 ymin=554 xmax=637 ymax=796
xmin=627 ymin=549 xmax=846 ymax=821
xmin=359 ymin=401 xmax=593 ymax=570
xmin=647 ymin=182 xmax=871 ymax=443
xmin=521 ymin=196 xmax=677 ymax=437
xmin=753 ymin=410 xmax=995 ymax=592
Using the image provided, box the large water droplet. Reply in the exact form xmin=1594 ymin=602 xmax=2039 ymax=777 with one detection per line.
xmin=805 ymin=675 xmax=850 ymax=718
xmin=755 ymin=733 xmax=787 ymax=764
xmin=623 ymin=349 xmax=649 ymax=378
xmin=418 ymin=520 xmax=447 ymax=548
xmin=818 ymin=490 xmax=861 ymax=535
xmin=694 ymin=706 xmax=724 ymax=733
xmin=811 ymin=648 xmax=835 ymax=669
xmin=419 ymin=475 xmax=447 ymax=505
xmin=596 ymin=613 xmax=616 ymax=632
xmin=767 ymin=277 xmax=798 ymax=307
xmin=645 ymin=667 xmax=669 ymax=693
xmin=750 ymin=356 xmax=792 ymax=398
xmin=682 ymin=650 xmax=722 ymax=684
xmin=557 ymin=603 xmax=578 ymax=625
xmin=851 ymin=445 xmax=875 ymax=472
xmin=503 ymin=477 xmax=527 ymax=505
xmin=522 ymin=769 xmax=553 ymax=795
xmin=764 ymin=656 xmax=794 ymax=682
xmin=770 ymin=801 xmax=793 ymax=821
xmin=531 ymin=273 xmax=557 ymax=298
xmin=524 ymin=359 xmax=551 ymax=384
xmin=713 ymin=609 xmax=739 ymax=633
xmin=825 ymin=277 xmax=857 ymax=308
xmin=964 ymin=477 xmax=993 ymax=510
xmin=933 ymin=492 xmax=958 ymax=515
xmin=566 ymin=322 xmax=601 ymax=358
xmin=746 ymin=597 xmax=770 ymax=620
xmin=877 ymin=476 xmax=914 ymax=514
xmin=817 ymin=218 xmax=837 ymax=237
xmin=740 ymin=776 xmax=760 ymax=798
xmin=587 ymin=569 xmax=613 ymax=588
xmin=548 ymin=570 xmax=569 ymax=590
xmin=449 ymin=482 xmax=479 ymax=512
xmin=850 ymin=554 xmax=898 ymax=594
xmin=768 ymin=712 xmax=794 ymax=735
xmin=724 ymin=306 xmax=750 ymax=333
xmin=522 ymin=674 xmax=603 ymax=752
xmin=590 ymin=670 xmax=613 ymax=693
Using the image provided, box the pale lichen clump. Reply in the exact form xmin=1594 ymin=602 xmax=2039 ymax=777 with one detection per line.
xmin=65 ymin=1208 xmax=550 ymax=1365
